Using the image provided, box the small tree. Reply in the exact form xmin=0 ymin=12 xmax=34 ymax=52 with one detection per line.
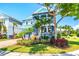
xmin=40 ymin=3 xmax=79 ymax=39
xmin=0 ymin=19 xmax=7 ymax=39
xmin=34 ymin=20 xmax=42 ymax=36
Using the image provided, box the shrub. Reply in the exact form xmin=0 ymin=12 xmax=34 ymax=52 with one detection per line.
xmin=17 ymin=40 xmax=33 ymax=46
xmin=62 ymin=32 xmax=67 ymax=36
xmin=0 ymin=48 xmax=7 ymax=51
xmin=50 ymin=38 xmax=68 ymax=48
xmin=41 ymin=36 xmax=49 ymax=40
xmin=39 ymin=40 xmax=48 ymax=44
xmin=77 ymin=33 xmax=79 ymax=37
xmin=3 ymin=34 xmax=7 ymax=39
xmin=17 ymin=39 xmax=48 ymax=46
xmin=15 ymin=34 xmax=20 ymax=38
xmin=0 ymin=34 xmax=7 ymax=39
xmin=31 ymin=35 xmax=38 ymax=40
xmin=15 ymin=32 xmax=24 ymax=38
xmin=57 ymin=33 xmax=61 ymax=38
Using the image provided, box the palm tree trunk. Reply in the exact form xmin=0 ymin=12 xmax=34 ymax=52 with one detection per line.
xmin=49 ymin=11 xmax=57 ymax=39
xmin=53 ymin=12 xmax=57 ymax=39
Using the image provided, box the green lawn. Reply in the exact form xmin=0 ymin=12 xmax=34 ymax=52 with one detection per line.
xmin=0 ymin=39 xmax=8 ymax=42
xmin=0 ymin=36 xmax=79 ymax=54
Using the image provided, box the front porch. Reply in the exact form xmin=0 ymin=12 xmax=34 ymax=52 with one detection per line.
xmin=34 ymin=24 xmax=55 ymax=38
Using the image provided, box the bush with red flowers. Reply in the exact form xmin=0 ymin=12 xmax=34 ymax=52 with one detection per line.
xmin=50 ymin=38 xmax=68 ymax=48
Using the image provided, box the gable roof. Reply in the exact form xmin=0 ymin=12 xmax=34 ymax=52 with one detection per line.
xmin=33 ymin=7 xmax=53 ymax=14
xmin=25 ymin=7 xmax=53 ymax=22
xmin=0 ymin=13 xmax=22 ymax=25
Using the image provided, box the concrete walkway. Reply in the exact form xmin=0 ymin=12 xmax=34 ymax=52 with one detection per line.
xmin=0 ymin=50 xmax=79 ymax=56
xmin=0 ymin=38 xmax=21 ymax=48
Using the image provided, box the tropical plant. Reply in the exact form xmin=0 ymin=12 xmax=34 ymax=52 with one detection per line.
xmin=40 ymin=3 xmax=79 ymax=39
xmin=57 ymin=25 xmax=63 ymax=38
xmin=15 ymin=27 xmax=34 ymax=39
xmin=50 ymin=38 xmax=68 ymax=48
xmin=62 ymin=25 xmax=73 ymax=36
xmin=41 ymin=17 xmax=48 ymax=26
xmin=34 ymin=20 xmax=42 ymax=37
xmin=42 ymin=3 xmax=57 ymax=39
xmin=17 ymin=40 xmax=34 ymax=46
xmin=0 ymin=19 xmax=7 ymax=39
xmin=26 ymin=27 xmax=34 ymax=39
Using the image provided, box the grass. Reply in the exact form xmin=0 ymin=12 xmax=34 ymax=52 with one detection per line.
xmin=0 ymin=39 xmax=8 ymax=42
xmin=0 ymin=36 xmax=79 ymax=54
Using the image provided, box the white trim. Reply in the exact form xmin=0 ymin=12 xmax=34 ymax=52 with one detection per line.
xmin=33 ymin=6 xmax=46 ymax=14
xmin=26 ymin=16 xmax=32 ymax=20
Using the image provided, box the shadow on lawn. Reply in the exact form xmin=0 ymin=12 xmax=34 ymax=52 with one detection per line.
xmin=0 ymin=47 xmax=21 ymax=56
xmin=69 ymin=41 xmax=79 ymax=45
xmin=29 ymin=44 xmax=48 ymax=54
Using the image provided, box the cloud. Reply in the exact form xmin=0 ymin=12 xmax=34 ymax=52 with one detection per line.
xmin=73 ymin=24 xmax=79 ymax=30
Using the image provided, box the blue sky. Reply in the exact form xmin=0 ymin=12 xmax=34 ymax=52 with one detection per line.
xmin=0 ymin=3 xmax=79 ymax=27
xmin=0 ymin=3 xmax=41 ymax=21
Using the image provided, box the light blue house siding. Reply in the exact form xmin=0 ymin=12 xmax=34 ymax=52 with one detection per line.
xmin=0 ymin=14 xmax=22 ymax=38
xmin=22 ymin=16 xmax=35 ymax=29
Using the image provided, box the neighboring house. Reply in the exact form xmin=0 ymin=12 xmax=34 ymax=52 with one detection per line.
xmin=0 ymin=13 xmax=22 ymax=38
xmin=22 ymin=16 xmax=35 ymax=29
xmin=0 ymin=7 xmax=55 ymax=39
xmin=21 ymin=16 xmax=36 ymax=39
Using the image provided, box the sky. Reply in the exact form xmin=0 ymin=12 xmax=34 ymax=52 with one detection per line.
xmin=0 ymin=3 xmax=41 ymax=21
xmin=0 ymin=3 xmax=79 ymax=28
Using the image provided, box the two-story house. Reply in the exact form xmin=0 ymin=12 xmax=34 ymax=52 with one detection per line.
xmin=22 ymin=7 xmax=54 ymax=38
xmin=0 ymin=13 xmax=22 ymax=38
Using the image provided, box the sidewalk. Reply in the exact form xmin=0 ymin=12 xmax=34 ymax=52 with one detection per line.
xmin=0 ymin=50 xmax=79 ymax=56
xmin=0 ymin=38 xmax=21 ymax=48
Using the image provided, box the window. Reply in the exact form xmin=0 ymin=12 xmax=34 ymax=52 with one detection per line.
xmin=26 ymin=21 xmax=28 ymax=24
xmin=41 ymin=26 xmax=46 ymax=32
xmin=48 ymin=26 xmax=51 ymax=32
xmin=48 ymin=26 xmax=54 ymax=32
xmin=33 ymin=15 xmax=39 ymax=20
xmin=51 ymin=26 xmax=54 ymax=32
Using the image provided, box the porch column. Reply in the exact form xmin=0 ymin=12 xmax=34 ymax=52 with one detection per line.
xmin=46 ymin=26 xmax=48 ymax=33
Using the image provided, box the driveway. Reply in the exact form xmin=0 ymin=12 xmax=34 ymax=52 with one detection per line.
xmin=0 ymin=38 xmax=22 ymax=48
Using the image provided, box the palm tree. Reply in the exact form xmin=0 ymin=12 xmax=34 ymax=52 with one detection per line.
xmin=62 ymin=25 xmax=73 ymax=36
xmin=40 ymin=3 xmax=79 ymax=39
xmin=2 ymin=25 xmax=7 ymax=33
xmin=0 ymin=23 xmax=2 ymax=34
xmin=34 ymin=20 xmax=42 ymax=37
xmin=57 ymin=25 xmax=65 ymax=38
xmin=0 ymin=20 xmax=7 ymax=33
xmin=0 ymin=19 xmax=7 ymax=39
xmin=42 ymin=3 xmax=57 ymax=39
xmin=41 ymin=17 xmax=47 ymax=26
xmin=27 ymin=27 xmax=34 ymax=39
xmin=0 ymin=19 xmax=4 ymax=34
